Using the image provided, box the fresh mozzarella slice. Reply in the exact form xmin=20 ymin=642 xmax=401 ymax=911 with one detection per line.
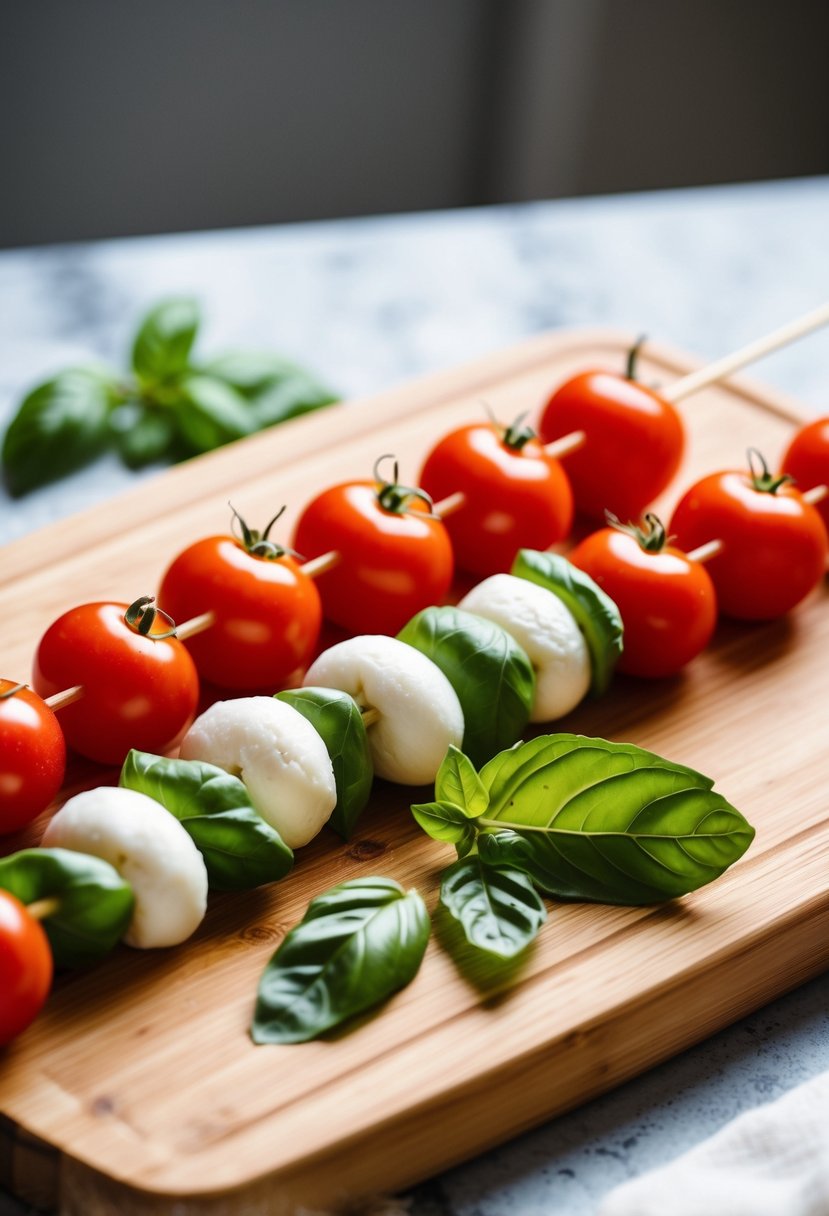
xmin=42 ymin=787 xmax=208 ymax=949
xmin=180 ymin=696 xmax=336 ymax=848
xmin=304 ymin=635 xmax=464 ymax=785
xmin=459 ymin=573 xmax=590 ymax=721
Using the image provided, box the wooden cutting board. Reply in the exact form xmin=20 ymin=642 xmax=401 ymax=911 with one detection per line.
xmin=1 ymin=328 xmax=828 ymax=1216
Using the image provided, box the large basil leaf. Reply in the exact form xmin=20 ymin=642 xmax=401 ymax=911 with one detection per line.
xmin=120 ymin=750 xmax=293 ymax=890
xmin=172 ymin=374 xmax=255 ymax=454
xmin=2 ymin=367 xmax=121 ymax=495
xmin=474 ymin=735 xmax=753 ymax=904
xmin=511 ymin=549 xmax=623 ymax=696
xmin=275 ymin=688 xmax=373 ymax=839
xmin=398 ymin=606 xmax=535 ymax=767
xmin=132 ymin=296 xmax=200 ymax=385
xmin=440 ymin=857 xmax=546 ymax=959
xmin=252 ymin=877 xmax=430 ymax=1043
xmin=0 ymin=848 xmax=134 ymax=967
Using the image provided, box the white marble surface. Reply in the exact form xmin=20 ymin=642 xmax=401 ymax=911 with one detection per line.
xmin=1 ymin=177 xmax=828 ymax=1214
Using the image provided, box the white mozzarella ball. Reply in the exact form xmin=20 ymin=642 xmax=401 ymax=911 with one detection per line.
xmin=42 ymin=787 xmax=208 ymax=949
xmin=304 ymin=635 xmax=464 ymax=785
xmin=459 ymin=573 xmax=590 ymax=722
xmin=180 ymin=696 xmax=336 ymax=848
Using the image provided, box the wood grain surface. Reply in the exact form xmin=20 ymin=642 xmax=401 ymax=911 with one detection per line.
xmin=1 ymin=329 xmax=827 ymax=1215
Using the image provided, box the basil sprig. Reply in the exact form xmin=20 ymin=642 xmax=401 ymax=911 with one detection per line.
xmin=252 ymin=877 xmax=430 ymax=1043
xmin=0 ymin=848 xmax=134 ymax=967
xmin=120 ymin=750 xmax=293 ymax=890
xmin=511 ymin=549 xmax=624 ymax=696
xmin=276 ymin=688 xmax=373 ymax=839
xmin=2 ymin=297 xmax=337 ymax=495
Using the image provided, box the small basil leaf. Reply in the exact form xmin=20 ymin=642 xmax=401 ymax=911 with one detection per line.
xmin=120 ymin=750 xmax=293 ymax=890
xmin=247 ymin=372 xmax=338 ymax=427
xmin=398 ymin=606 xmax=535 ymax=767
xmin=440 ymin=856 xmax=546 ymax=959
xmin=172 ymin=374 xmax=255 ymax=454
xmin=252 ymin=877 xmax=430 ymax=1043
xmin=276 ymin=688 xmax=373 ymax=839
xmin=475 ymin=734 xmax=754 ymax=904
xmin=410 ymin=801 xmax=477 ymax=857
xmin=435 ymin=745 xmax=488 ymax=818
xmin=2 ymin=367 xmax=120 ymax=495
xmin=132 ymin=296 xmax=200 ymax=385
xmin=202 ymin=352 xmax=306 ymax=396
xmin=112 ymin=403 xmax=176 ymax=468
xmin=0 ymin=848 xmax=134 ymax=967
xmin=511 ymin=549 xmax=624 ymax=696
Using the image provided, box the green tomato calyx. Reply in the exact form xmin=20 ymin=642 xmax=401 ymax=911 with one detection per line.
xmin=747 ymin=448 xmax=794 ymax=496
xmin=229 ymin=502 xmax=299 ymax=560
xmin=124 ymin=595 xmax=178 ymax=640
xmin=606 ymin=510 xmax=670 ymax=553
xmin=373 ymin=454 xmax=435 ymax=515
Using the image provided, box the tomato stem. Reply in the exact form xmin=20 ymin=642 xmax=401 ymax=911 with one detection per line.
xmin=228 ymin=502 xmax=298 ymax=560
xmin=373 ymin=453 xmax=436 ymax=515
xmin=124 ymin=596 xmax=178 ymax=640
xmin=501 ymin=411 xmax=537 ymax=451
xmin=606 ymin=510 xmax=670 ymax=553
xmin=747 ymin=448 xmax=794 ymax=495
xmin=625 ymin=334 xmax=648 ymax=381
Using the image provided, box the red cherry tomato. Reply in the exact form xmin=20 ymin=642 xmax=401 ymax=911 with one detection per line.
xmin=781 ymin=417 xmax=829 ymax=537
xmin=568 ymin=515 xmax=717 ymax=678
xmin=293 ymin=460 xmax=454 ymax=635
xmin=0 ymin=890 xmax=52 ymax=1046
xmin=419 ymin=417 xmax=573 ymax=577
xmin=159 ymin=508 xmax=322 ymax=691
xmin=0 ymin=680 xmax=66 ymax=834
xmin=538 ymin=343 xmax=684 ymax=522
xmin=32 ymin=598 xmax=199 ymax=765
xmin=669 ymin=452 xmax=828 ymax=621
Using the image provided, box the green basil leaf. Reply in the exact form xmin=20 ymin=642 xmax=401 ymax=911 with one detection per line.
xmin=0 ymin=848 xmax=134 ymax=967
xmin=252 ymin=876 xmax=430 ymax=1043
xmin=440 ymin=856 xmax=546 ymax=959
xmin=398 ymin=606 xmax=535 ymax=767
xmin=246 ymin=372 xmax=338 ymax=427
xmin=275 ymin=688 xmax=373 ymax=839
xmin=119 ymin=750 xmax=293 ymax=890
xmin=172 ymin=374 xmax=255 ymax=454
xmin=435 ymin=745 xmax=488 ymax=818
xmin=410 ymin=801 xmax=477 ymax=857
xmin=111 ymin=402 xmax=176 ymax=468
xmin=2 ymin=367 xmax=120 ymax=495
xmin=475 ymin=734 xmax=754 ymax=904
xmin=202 ymin=352 xmax=306 ymax=395
xmin=511 ymin=549 xmax=624 ymax=696
xmin=132 ymin=296 xmax=200 ymax=385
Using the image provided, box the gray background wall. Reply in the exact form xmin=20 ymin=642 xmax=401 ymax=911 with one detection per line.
xmin=1 ymin=0 xmax=828 ymax=248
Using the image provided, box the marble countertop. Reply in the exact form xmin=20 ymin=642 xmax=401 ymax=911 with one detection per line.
xmin=1 ymin=177 xmax=828 ymax=1215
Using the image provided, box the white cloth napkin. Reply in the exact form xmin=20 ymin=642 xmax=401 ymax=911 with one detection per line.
xmin=598 ymin=1069 xmax=829 ymax=1216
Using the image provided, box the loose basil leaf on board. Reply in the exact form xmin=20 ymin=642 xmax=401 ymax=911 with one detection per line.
xmin=275 ymin=688 xmax=373 ymax=839
xmin=398 ymin=606 xmax=536 ymax=767
xmin=252 ymin=877 xmax=430 ymax=1044
xmin=120 ymin=750 xmax=293 ymax=890
xmin=435 ymin=745 xmax=488 ymax=818
xmin=511 ymin=549 xmax=624 ymax=696
xmin=475 ymin=734 xmax=754 ymax=904
xmin=172 ymin=374 xmax=255 ymax=454
xmin=0 ymin=848 xmax=134 ymax=967
xmin=411 ymin=801 xmax=478 ymax=856
xmin=440 ymin=857 xmax=546 ymax=959
xmin=132 ymin=296 xmax=200 ymax=385
xmin=2 ymin=367 xmax=121 ymax=495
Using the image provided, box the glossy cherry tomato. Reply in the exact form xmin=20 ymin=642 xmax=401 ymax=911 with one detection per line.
xmin=781 ymin=417 xmax=829 ymax=536
xmin=669 ymin=452 xmax=828 ymax=621
xmin=0 ymin=680 xmax=66 ymax=834
xmin=0 ymin=890 xmax=52 ymax=1046
xmin=419 ymin=416 xmax=573 ymax=576
xmin=293 ymin=459 xmax=454 ymax=635
xmin=159 ymin=508 xmax=322 ymax=690
xmin=538 ymin=342 xmax=684 ymax=522
xmin=32 ymin=598 xmax=199 ymax=765
xmin=568 ymin=515 xmax=717 ymax=678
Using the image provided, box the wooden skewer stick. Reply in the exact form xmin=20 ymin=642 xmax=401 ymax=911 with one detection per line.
xmin=361 ymin=707 xmax=381 ymax=728
xmin=27 ymin=897 xmax=62 ymax=921
xmin=45 ymin=685 xmax=84 ymax=712
xmin=543 ymin=430 xmax=587 ymax=459
xmin=662 ymin=301 xmax=829 ymax=405
xmin=804 ymin=484 xmax=828 ymax=506
xmin=176 ymin=610 xmax=216 ymax=641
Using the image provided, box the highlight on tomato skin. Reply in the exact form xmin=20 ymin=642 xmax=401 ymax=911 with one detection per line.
xmin=0 ymin=889 xmax=53 ymax=1047
xmin=568 ymin=515 xmax=717 ymax=679
xmin=31 ymin=601 xmax=200 ymax=766
xmin=0 ymin=680 xmax=66 ymax=834
xmin=419 ymin=422 xmax=573 ymax=578
xmin=538 ymin=370 xmax=684 ymax=522
xmin=669 ymin=461 xmax=829 ymax=622
xmin=781 ymin=417 xmax=829 ymax=538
